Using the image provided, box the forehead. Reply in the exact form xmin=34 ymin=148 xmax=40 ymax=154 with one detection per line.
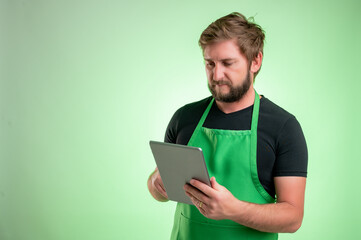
xmin=203 ymin=39 xmax=244 ymax=61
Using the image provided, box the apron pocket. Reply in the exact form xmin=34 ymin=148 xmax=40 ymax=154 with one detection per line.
xmin=178 ymin=212 xmax=277 ymax=240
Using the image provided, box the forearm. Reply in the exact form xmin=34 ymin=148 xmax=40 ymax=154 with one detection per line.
xmin=147 ymin=170 xmax=169 ymax=202
xmin=228 ymin=200 xmax=303 ymax=233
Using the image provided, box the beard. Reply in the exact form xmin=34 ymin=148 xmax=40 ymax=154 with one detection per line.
xmin=208 ymin=70 xmax=251 ymax=103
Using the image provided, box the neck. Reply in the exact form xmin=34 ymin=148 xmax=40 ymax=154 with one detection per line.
xmin=215 ymin=86 xmax=260 ymax=114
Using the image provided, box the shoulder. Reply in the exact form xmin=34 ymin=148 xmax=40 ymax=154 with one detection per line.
xmin=258 ymin=95 xmax=307 ymax=152
xmin=259 ymin=96 xmax=300 ymax=133
xmin=260 ymin=96 xmax=296 ymax=120
xmin=172 ymin=96 xmax=212 ymax=121
xmin=180 ymin=96 xmax=212 ymax=114
xmin=164 ymin=96 xmax=212 ymax=144
xmin=259 ymin=96 xmax=308 ymax=177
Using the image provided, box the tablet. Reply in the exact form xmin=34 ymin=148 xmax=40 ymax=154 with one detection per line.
xmin=149 ymin=140 xmax=211 ymax=205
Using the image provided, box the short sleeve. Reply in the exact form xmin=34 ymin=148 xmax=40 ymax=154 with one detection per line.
xmin=274 ymin=116 xmax=308 ymax=177
xmin=164 ymin=107 xmax=183 ymax=144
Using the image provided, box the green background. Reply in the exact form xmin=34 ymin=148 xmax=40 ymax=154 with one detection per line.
xmin=1 ymin=0 xmax=360 ymax=239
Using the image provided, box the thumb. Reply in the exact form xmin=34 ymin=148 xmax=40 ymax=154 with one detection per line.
xmin=210 ymin=177 xmax=221 ymax=190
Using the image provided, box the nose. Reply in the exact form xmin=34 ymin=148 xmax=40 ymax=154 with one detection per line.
xmin=213 ymin=63 xmax=225 ymax=81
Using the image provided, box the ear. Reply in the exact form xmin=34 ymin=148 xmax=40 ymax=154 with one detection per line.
xmin=250 ymin=51 xmax=263 ymax=73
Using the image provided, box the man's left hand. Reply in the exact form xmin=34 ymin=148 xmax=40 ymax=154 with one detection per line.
xmin=184 ymin=177 xmax=238 ymax=220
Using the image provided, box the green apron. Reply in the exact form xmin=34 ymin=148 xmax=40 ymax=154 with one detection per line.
xmin=170 ymin=89 xmax=278 ymax=240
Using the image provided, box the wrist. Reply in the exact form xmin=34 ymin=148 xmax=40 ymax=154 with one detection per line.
xmin=227 ymin=198 xmax=246 ymax=222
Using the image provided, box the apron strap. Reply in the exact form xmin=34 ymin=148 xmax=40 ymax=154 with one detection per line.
xmin=250 ymin=90 xmax=260 ymax=131
xmin=193 ymin=89 xmax=260 ymax=133
xmin=250 ymin=90 xmax=274 ymax=202
xmin=188 ymin=89 xmax=260 ymax=145
xmin=187 ymin=98 xmax=214 ymax=145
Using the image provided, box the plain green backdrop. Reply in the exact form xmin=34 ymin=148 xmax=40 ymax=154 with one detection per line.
xmin=1 ymin=0 xmax=360 ymax=239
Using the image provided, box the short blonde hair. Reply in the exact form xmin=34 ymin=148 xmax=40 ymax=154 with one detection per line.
xmin=199 ymin=12 xmax=265 ymax=79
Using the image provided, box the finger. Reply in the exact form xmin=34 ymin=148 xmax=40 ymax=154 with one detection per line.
xmin=185 ymin=190 xmax=207 ymax=209
xmin=199 ymin=204 xmax=208 ymax=217
xmin=186 ymin=191 xmax=208 ymax=216
xmin=154 ymin=172 xmax=167 ymax=193
xmin=210 ymin=177 xmax=222 ymax=190
xmin=189 ymin=179 xmax=217 ymax=197
xmin=155 ymin=182 xmax=165 ymax=195
xmin=184 ymin=184 xmax=210 ymax=204
xmin=157 ymin=179 xmax=166 ymax=193
xmin=155 ymin=181 xmax=168 ymax=198
xmin=185 ymin=191 xmax=200 ymax=207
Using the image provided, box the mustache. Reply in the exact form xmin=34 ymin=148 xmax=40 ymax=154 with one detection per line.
xmin=211 ymin=80 xmax=231 ymax=86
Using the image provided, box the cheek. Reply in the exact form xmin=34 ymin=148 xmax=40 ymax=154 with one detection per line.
xmin=206 ymin=69 xmax=213 ymax=80
xmin=230 ymin=69 xmax=244 ymax=80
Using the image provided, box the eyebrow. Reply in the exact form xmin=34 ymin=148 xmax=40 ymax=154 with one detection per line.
xmin=204 ymin=58 xmax=237 ymax=61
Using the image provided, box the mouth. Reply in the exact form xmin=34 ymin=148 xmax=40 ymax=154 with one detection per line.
xmin=211 ymin=80 xmax=231 ymax=87
xmin=213 ymin=83 xmax=230 ymax=88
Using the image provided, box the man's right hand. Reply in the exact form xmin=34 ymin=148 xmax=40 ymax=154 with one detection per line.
xmin=147 ymin=167 xmax=169 ymax=202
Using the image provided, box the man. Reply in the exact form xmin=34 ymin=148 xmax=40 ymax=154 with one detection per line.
xmin=147 ymin=12 xmax=308 ymax=240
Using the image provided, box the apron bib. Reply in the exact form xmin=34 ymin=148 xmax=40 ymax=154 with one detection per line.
xmin=170 ymin=90 xmax=277 ymax=240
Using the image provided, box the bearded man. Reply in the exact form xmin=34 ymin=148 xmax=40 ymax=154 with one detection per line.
xmin=148 ymin=12 xmax=308 ymax=240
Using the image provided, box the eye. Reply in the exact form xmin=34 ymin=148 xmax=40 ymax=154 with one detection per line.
xmin=223 ymin=62 xmax=233 ymax=67
xmin=206 ymin=62 xmax=215 ymax=68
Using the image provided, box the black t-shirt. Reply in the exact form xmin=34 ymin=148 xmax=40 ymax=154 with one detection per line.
xmin=164 ymin=95 xmax=308 ymax=198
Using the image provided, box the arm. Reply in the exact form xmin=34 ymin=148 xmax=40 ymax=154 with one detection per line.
xmin=147 ymin=167 xmax=169 ymax=202
xmin=147 ymin=103 xmax=181 ymax=202
xmin=184 ymin=176 xmax=306 ymax=233
xmin=229 ymin=176 xmax=306 ymax=233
